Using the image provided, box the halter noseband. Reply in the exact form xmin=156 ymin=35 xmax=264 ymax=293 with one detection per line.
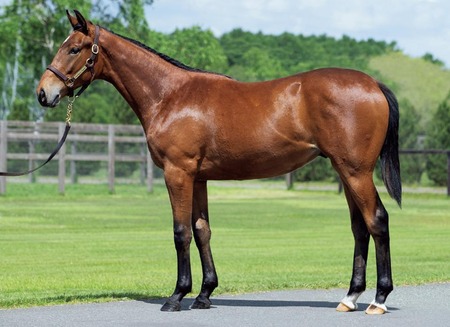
xmin=46 ymin=25 xmax=100 ymax=98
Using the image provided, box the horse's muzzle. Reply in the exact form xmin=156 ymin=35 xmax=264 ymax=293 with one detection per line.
xmin=37 ymin=88 xmax=60 ymax=108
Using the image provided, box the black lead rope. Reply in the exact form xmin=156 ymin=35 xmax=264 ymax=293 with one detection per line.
xmin=0 ymin=98 xmax=74 ymax=177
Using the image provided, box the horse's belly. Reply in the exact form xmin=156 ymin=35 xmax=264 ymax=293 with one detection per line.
xmin=197 ymin=143 xmax=320 ymax=180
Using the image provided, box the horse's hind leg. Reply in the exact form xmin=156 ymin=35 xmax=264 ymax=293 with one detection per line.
xmin=366 ymin=193 xmax=393 ymax=315
xmin=190 ymin=180 xmax=218 ymax=309
xmin=337 ymin=172 xmax=393 ymax=314
xmin=336 ymin=184 xmax=370 ymax=312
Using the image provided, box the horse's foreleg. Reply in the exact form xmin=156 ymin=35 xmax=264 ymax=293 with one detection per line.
xmin=337 ymin=184 xmax=370 ymax=312
xmin=161 ymin=168 xmax=195 ymax=312
xmin=191 ymin=180 xmax=218 ymax=309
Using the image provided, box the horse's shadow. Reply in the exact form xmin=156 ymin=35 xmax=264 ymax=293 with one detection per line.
xmin=207 ymin=299 xmax=340 ymax=309
xmin=141 ymin=298 xmax=398 ymax=312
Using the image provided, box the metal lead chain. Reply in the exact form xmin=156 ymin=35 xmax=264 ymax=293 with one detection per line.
xmin=66 ymin=96 xmax=77 ymax=125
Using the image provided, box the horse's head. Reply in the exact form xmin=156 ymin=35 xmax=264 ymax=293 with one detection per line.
xmin=37 ymin=10 xmax=100 ymax=107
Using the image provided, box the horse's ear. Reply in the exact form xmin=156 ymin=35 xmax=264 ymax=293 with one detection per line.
xmin=66 ymin=9 xmax=78 ymax=29
xmin=66 ymin=9 xmax=88 ymax=35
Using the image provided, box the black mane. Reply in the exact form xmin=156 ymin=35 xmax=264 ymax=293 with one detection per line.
xmin=108 ymin=29 xmax=231 ymax=78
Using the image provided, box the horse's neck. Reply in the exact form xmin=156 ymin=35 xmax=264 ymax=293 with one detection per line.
xmin=98 ymin=30 xmax=188 ymax=120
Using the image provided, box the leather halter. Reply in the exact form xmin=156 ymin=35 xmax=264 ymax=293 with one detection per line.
xmin=46 ymin=25 xmax=100 ymax=98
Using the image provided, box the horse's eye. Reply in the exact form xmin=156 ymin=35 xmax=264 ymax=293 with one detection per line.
xmin=69 ymin=47 xmax=81 ymax=55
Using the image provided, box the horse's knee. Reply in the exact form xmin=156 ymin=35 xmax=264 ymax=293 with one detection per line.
xmin=174 ymin=223 xmax=192 ymax=250
xmin=193 ymin=216 xmax=211 ymax=244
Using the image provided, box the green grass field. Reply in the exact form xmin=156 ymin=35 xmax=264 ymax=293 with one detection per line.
xmin=0 ymin=182 xmax=449 ymax=308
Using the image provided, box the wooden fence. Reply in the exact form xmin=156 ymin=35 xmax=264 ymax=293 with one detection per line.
xmin=0 ymin=120 xmax=153 ymax=194
xmin=1 ymin=120 xmax=449 ymax=196
xmin=285 ymin=149 xmax=450 ymax=196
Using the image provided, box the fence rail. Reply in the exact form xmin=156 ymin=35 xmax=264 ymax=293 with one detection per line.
xmin=0 ymin=120 xmax=153 ymax=194
xmin=1 ymin=120 xmax=449 ymax=196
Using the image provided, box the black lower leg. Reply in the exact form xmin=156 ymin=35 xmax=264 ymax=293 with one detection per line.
xmin=346 ymin=191 xmax=370 ymax=297
xmin=191 ymin=181 xmax=218 ymax=309
xmin=348 ymin=223 xmax=370 ymax=295
xmin=372 ymin=195 xmax=393 ymax=305
xmin=161 ymin=223 xmax=192 ymax=312
xmin=191 ymin=270 xmax=218 ymax=309
xmin=191 ymin=215 xmax=218 ymax=309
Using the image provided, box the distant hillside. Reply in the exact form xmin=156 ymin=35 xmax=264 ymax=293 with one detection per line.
xmin=369 ymin=52 xmax=450 ymax=129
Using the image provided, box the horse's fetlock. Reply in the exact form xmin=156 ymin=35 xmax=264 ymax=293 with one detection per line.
xmin=177 ymin=278 xmax=192 ymax=295
xmin=378 ymin=277 xmax=393 ymax=293
xmin=204 ymin=273 xmax=218 ymax=290
xmin=350 ymin=280 xmax=366 ymax=294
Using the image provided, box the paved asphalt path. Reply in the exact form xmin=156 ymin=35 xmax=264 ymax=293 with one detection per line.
xmin=1 ymin=283 xmax=448 ymax=327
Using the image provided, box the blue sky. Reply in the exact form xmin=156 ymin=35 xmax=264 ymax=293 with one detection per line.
xmin=145 ymin=0 xmax=449 ymax=67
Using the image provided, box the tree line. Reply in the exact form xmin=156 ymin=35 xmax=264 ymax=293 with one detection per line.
xmin=0 ymin=0 xmax=448 ymax=185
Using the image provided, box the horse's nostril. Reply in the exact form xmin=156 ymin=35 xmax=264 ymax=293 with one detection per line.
xmin=38 ymin=89 xmax=46 ymax=105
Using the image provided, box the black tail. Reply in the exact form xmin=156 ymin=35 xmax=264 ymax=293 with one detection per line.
xmin=378 ymin=82 xmax=402 ymax=207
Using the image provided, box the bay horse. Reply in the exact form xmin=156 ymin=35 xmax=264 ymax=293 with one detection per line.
xmin=36 ymin=10 xmax=401 ymax=314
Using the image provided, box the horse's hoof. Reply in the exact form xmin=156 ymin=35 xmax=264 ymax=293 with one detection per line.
xmin=160 ymin=299 xmax=181 ymax=312
xmin=365 ymin=302 xmax=387 ymax=315
xmin=191 ymin=297 xmax=212 ymax=309
xmin=336 ymin=302 xmax=356 ymax=312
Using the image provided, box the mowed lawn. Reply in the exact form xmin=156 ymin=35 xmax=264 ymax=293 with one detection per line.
xmin=0 ymin=182 xmax=448 ymax=308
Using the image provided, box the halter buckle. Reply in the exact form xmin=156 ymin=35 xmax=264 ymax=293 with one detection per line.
xmin=91 ymin=44 xmax=99 ymax=55
xmin=85 ymin=58 xmax=94 ymax=68
xmin=65 ymin=78 xmax=75 ymax=88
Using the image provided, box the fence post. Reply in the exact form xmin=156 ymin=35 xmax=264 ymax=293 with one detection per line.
xmin=447 ymin=151 xmax=450 ymax=197
xmin=108 ymin=124 xmax=115 ymax=193
xmin=28 ymin=140 xmax=36 ymax=183
xmin=0 ymin=120 xmax=7 ymax=194
xmin=70 ymin=141 xmax=77 ymax=183
xmin=285 ymin=172 xmax=294 ymax=190
xmin=58 ymin=123 xmax=66 ymax=195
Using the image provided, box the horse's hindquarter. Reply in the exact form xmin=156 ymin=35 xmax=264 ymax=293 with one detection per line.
xmin=298 ymin=69 xmax=389 ymax=170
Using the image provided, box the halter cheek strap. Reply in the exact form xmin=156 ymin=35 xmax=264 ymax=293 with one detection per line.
xmin=47 ymin=25 xmax=100 ymax=98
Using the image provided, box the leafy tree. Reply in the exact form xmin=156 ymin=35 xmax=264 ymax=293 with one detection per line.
xmin=398 ymin=100 xmax=424 ymax=183
xmin=220 ymin=28 xmax=395 ymax=82
xmin=220 ymin=28 xmax=259 ymax=66
xmin=160 ymin=26 xmax=228 ymax=73
xmin=422 ymin=53 xmax=445 ymax=68
xmin=426 ymin=94 xmax=450 ymax=185
xmin=237 ymin=47 xmax=287 ymax=81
